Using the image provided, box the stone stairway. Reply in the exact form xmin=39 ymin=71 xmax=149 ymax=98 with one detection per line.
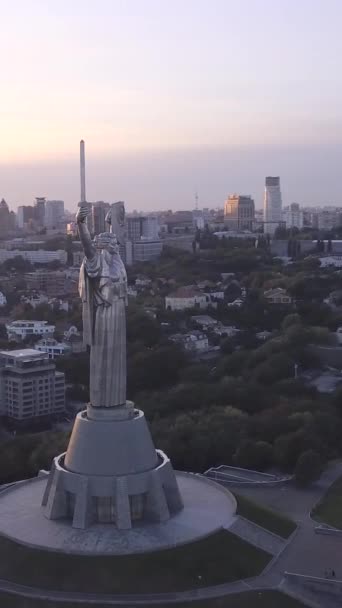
xmin=228 ymin=516 xmax=285 ymax=555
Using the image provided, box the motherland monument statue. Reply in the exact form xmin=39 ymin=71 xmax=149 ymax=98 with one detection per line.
xmin=77 ymin=201 xmax=128 ymax=414
xmin=41 ymin=174 xmax=183 ymax=529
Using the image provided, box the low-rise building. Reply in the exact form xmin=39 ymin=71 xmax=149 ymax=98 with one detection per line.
xmin=34 ymin=338 xmax=71 ymax=359
xmin=227 ymin=298 xmax=244 ymax=308
xmin=127 ymin=286 xmax=138 ymax=298
xmin=191 ymin=315 xmax=218 ymax=329
xmin=196 ymin=281 xmax=225 ymax=303
xmin=24 ymin=270 xmax=77 ymax=297
xmin=21 ymin=293 xmax=48 ymax=308
xmin=264 ymin=288 xmax=292 ymax=305
xmin=169 ymin=331 xmax=209 ymax=354
xmin=135 ymin=276 xmax=152 ymax=288
xmin=161 ymin=210 xmax=194 ymax=234
xmin=0 ymin=349 xmax=65 ymax=423
xmin=165 ymin=286 xmax=209 ymax=311
xmin=204 ymin=289 xmax=225 ymax=302
xmin=162 ymin=234 xmax=195 ymax=252
xmin=48 ymin=298 xmax=69 ymax=312
xmin=6 ymin=320 xmax=55 ymax=342
xmin=319 ymin=256 xmax=342 ymax=268
xmin=213 ymin=325 xmax=240 ymax=338
xmin=256 ymin=330 xmax=273 ymax=341
xmin=132 ymin=239 xmax=163 ymax=262
xmin=0 ymin=249 xmax=67 ymax=265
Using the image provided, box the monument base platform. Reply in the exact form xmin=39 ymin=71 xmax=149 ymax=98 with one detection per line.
xmin=0 ymin=473 xmax=236 ymax=555
xmin=42 ymin=407 xmax=184 ymax=529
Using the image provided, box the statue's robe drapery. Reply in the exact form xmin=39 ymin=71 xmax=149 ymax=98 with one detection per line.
xmin=79 ymin=251 xmax=127 ymax=408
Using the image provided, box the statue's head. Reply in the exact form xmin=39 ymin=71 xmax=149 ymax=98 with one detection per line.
xmin=93 ymin=232 xmax=119 ymax=254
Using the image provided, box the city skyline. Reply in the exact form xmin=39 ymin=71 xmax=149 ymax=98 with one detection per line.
xmin=1 ymin=0 xmax=342 ymax=210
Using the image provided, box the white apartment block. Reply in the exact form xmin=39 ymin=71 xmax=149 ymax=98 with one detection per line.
xmin=319 ymin=256 xmax=342 ymax=268
xmin=6 ymin=320 xmax=55 ymax=342
xmin=34 ymin=338 xmax=71 ymax=359
xmin=165 ymin=286 xmax=209 ymax=311
xmin=0 ymin=349 xmax=65 ymax=422
xmin=282 ymin=203 xmax=304 ymax=229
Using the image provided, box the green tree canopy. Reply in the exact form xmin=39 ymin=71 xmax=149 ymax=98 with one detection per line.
xmin=294 ymin=450 xmax=322 ymax=486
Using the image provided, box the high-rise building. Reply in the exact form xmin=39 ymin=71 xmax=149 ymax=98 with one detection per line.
xmin=263 ymin=177 xmax=282 ymax=235
xmin=34 ymin=197 xmax=46 ymax=227
xmin=283 ymin=203 xmax=303 ymax=229
xmin=92 ymin=201 xmax=110 ymax=235
xmin=126 ymin=215 xmax=162 ymax=262
xmin=0 ymin=199 xmax=11 ymax=237
xmin=0 ymin=349 xmax=65 ymax=423
xmin=141 ymin=216 xmax=160 ymax=240
xmin=45 ymin=200 xmax=65 ymax=229
xmin=224 ymin=195 xmax=255 ymax=231
xmin=127 ymin=216 xmax=145 ymax=242
xmin=17 ymin=205 xmax=35 ymax=229
xmin=127 ymin=215 xmax=160 ymax=241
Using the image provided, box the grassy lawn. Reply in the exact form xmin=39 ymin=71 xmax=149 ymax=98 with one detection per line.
xmin=0 ymin=530 xmax=271 ymax=594
xmin=0 ymin=590 xmax=309 ymax=607
xmin=312 ymin=475 xmax=342 ymax=528
xmin=234 ymin=492 xmax=296 ymax=539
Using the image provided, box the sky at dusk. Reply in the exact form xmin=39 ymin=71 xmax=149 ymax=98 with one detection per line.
xmin=1 ymin=0 xmax=342 ymax=211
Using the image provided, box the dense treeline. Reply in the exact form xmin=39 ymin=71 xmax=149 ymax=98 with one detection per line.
xmin=2 ymin=309 xmax=342 ymax=483
xmin=1 ymin=245 xmax=342 ymax=484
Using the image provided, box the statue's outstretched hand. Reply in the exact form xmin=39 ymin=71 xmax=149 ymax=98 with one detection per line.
xmin=76 ymin=204 xmax=89 ymax=224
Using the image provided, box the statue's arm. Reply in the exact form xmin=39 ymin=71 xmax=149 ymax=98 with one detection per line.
xmin=76 ymin=205 xmax=96 ymax=260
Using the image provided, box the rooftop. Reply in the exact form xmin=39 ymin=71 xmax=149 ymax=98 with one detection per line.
xmin=191 ymin=315 xmax=217 ymax=324
xmin=0 ymin=348 xmax=46 ymax=360
xmin=168 ymin=286 xmax=204 ymax=298
xmin=264 ymin=288 xmax=289 ymax=297
xmin=8 ymin=320 xmax=53 ymax=327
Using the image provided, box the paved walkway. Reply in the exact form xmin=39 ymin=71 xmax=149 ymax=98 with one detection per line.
xmin=1 ymin=462 xmax=342 ymax=606
xmin=230 ymin=461 xmax=342 ymax=525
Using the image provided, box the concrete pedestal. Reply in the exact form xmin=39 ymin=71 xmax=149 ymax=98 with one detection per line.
xmin=42 ymin=403 xmax=183 ymax=529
